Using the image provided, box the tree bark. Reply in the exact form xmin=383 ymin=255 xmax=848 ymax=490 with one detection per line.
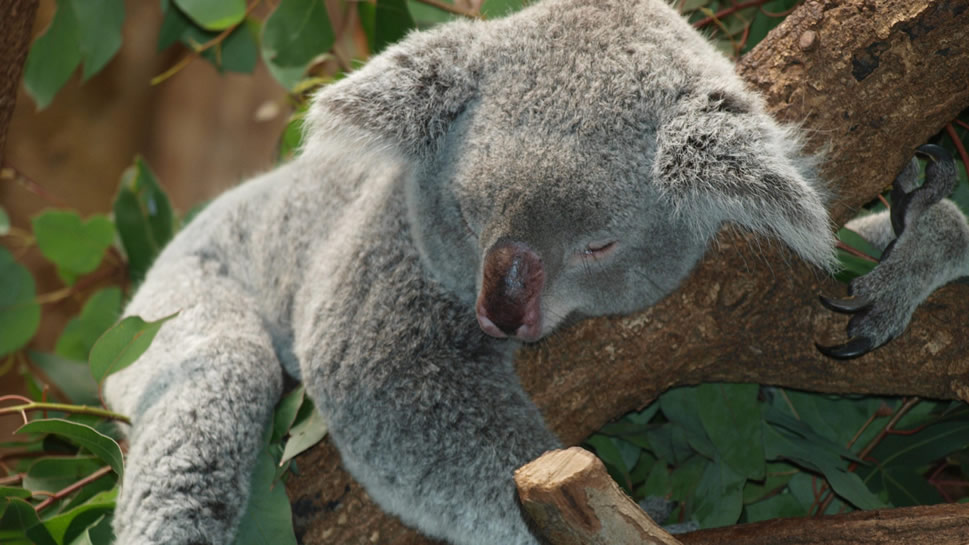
xmin=677 ymin=503 xmax=969 ymax=545
xmin=0 ymin=0 xmax=39 ymax=166
xmin=287 ymin=1 xmax=969 ymax=543
xmin=515 ymin=448 xmax=683 ymax=545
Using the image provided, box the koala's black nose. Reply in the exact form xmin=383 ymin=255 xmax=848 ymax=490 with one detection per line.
xmin=476 ymin=240 xmax=544 ymax=341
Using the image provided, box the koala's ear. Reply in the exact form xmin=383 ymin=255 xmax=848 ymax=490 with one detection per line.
xmin=302 ymin=22 xmax=481 ymax=159
xmin=653 ymin=101 xmax=838 ymax=271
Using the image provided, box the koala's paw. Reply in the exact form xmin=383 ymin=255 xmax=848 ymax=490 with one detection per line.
xmin=818 ymin=144 xmax=967 ymax=360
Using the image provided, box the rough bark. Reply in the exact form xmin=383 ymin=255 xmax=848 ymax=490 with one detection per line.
xmin=515 ymin=448 xmax=683 ymax=545
xmin=0 ymin=0 xmax=38 ymax=166
xmin=677 ymin=503 xmax=969 ymax=545
xmin=287 ymin=1 xmax=969 ymax=543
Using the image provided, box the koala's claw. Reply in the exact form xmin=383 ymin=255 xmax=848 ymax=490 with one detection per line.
xmin=817 ymin=295 xmax=877 ymax=359
xmin=815 ymin=337 xmax=875 ymax=360
xmin=819 ymin=294 xmax=870 ymax=314
xmin=891 ymin=144 xmax=956 ymax=236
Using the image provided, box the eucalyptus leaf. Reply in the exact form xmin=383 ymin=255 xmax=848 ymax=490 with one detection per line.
xmin=0 ymin=247 xmax=41 ymax=355
xmin=56 ymin=287 xmax=123 ymax=362
xmin=262 ymin=0 xmax=334 ymax=68
xmin=374 ymin=0 xmax=415 ymax=53
xmin=174 ymin=0 xmax=246 ymax=30
xmin=72 ymin=0 xmax=125 ymax=80
xmin=23 ymin=0 xmax=82 ymax=109
xmin=89 ymin=312 xmax=178 ymax=383
xmin=36 ymin=489 xmax=116 ymax=545
xmin=0 ymin=206 xmax=9 ymax=235
xmin=232 ymin=449 xmax=298 ymax=545
xmin=22 ymin=457 xmax=103 ymax=494
xmin=18 ymin=419 xmax=124 ymax=477
xmin=32 ymin=210 xmax=114 ymax=279
xmin=279 ymin=404 xmax=328 ymax=466
xmin=114 ymin=158 xmax=176 ymax=283
xmin=697 ymin=383 xmax=765 ymax=480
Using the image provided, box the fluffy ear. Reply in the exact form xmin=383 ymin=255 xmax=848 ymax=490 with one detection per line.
xmin=302 ymin=21 xmax=481 ymax=159
xmin=653 ymin=92 xmax=838 ymax=272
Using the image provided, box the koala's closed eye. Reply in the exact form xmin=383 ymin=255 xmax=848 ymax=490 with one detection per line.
xmin=574 ymin=240 xmax=619 ymax=264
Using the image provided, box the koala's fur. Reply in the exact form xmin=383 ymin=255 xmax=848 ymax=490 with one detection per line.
xmin=104 ymin=1 xmax=969 ymax=544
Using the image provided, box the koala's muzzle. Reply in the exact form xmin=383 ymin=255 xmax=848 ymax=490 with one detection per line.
xmin=476 ymin=241 xmax=544 ymax=341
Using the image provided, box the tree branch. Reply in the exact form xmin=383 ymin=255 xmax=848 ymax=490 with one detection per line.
xmin=0 ymin=0 xmax=38 ymax=166
xmin=287 ymin=1 xmax=969 ymax=543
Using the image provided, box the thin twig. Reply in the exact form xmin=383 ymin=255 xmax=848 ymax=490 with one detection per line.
xmin=1 ymin=401 xmax=131 ymax=425
xmin=945 ymin=123 xmax=969 ymax=173
xmin=0 ymin=165 xmax=71 ymax=208
xmin=34 ymin=465 xmax=113 ymax=512
xmin=814 ymin=397 xmax=920 ymax=515
xmin=693 ymin=0 xmax=773 ymax=29
xmin=836 ymin=241 xmax=879 ymax=263
xmin=152 ymin=0 xmax=264 ymax=85
xmin=413 ymin=0 xmax=481 ymax=18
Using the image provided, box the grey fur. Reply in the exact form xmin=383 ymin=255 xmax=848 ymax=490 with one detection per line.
xmin=103 ymin=1 xmax=964 ymax=544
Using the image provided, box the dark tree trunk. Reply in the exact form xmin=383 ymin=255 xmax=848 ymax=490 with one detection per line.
xmin=0 ymin=0 xmax=39 ymax=166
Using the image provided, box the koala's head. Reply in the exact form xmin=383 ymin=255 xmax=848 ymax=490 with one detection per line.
xmin=306 ymin=0 xmax=837 ymax=342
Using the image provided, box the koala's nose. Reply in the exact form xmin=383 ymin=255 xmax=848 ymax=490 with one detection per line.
xmin=476 ymin=240 xmax=544 ymax=341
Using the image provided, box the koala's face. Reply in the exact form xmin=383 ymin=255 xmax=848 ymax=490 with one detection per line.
xmin=436 ymin=119 xmax=710 ymax=342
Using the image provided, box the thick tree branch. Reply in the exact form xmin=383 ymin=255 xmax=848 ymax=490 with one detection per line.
xmin=0 ymin=0 xmax=38 ymax=166
xmin=288 ymin=1 xmax=969 ymax=543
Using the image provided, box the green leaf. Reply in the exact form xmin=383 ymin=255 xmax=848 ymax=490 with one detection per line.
xmin=277 ymin=109 xmax=306 ymax=162
xmin=56 ymin=287 xmax=123 ymax=362
xmin=113 ymin=158 xmax=176 ymax=283
xmin=174 ymin=0 xmax=246 ymax=30
xmin=742 ymin=461 xmax=798 ymax=504
xmin=0 ymin=498 xmax=48 ymax=545
xmin=0 ymin=206 xmax=9 ymax=235
xmin=480 ymin=0 xmax=525 ymax=17
xmin=272 ymin=386 xmax=305 ymax=443
xmin=232 ymin=449 xmax=298 ymax=545
xmin=659 ymin=387 xmax=716 ymax=459
xmin=279 ymin=403 xmax=328 ymax=466
xmin=23 ymin=0 xmax=82 ymax=109
xmin=67 ymin=513 xmax=114 ymax=545
xmin=374 ymin=0 xmax=415 ymax=53
xmin=0 ymin=247 xmax=41 ymax=355
xmin=262 ymin=0 xmax=335 ymax=68
xmin=406 ymin=0 xmax=458 ymax=27
xmin=697 ymin=383 xmax=765 ymax=480
xmin=220 ymin=19 xmax=260 ymax=73
xmin=32 ymin=210 xmax=114 ymax=279
xmin=89 ymin=312 xmax=178 ymax=383
xmin=669 ymin=455 xmax=708 ymax=510
xmin=22 ymin=457 xmax=103 ymax=493
xmin=637 ymin=461 xmax=672 ymax=501
xmin=36 ymin=489 xmax=116 ymax=545
xmin=744 ymin=491 xmax=806 ymax=522
xmin=158 ymin=0 xmax=196 ymax=50
xmin=72 ymin=0 xmax=125 ymax=80
xmin=0 ymin=487 xmax=31 ymax=500
xmin=30 ymin=351 xmax=100 ymax=406
xmin=692 ymin=459 xmax=745 ymax=528
xmin=18 ymin=419 xmax=124 ymax=477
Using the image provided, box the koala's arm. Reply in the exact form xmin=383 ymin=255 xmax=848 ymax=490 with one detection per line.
xmin=821 ymin=147 xmax=969 ymax=357
xmin=105 ymin=252 xmax=284 ymax=544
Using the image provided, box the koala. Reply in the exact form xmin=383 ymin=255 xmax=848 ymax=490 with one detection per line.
xmin=103 ymin=0 xmax=969 ymax=544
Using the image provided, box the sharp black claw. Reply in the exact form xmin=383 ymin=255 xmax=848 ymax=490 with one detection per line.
xmin=915 ymin=143 xmax=952 ymax=164
xmin=816 ymin=337 xmax=874 ymax=360
xmin=819 ymin=294 xmax=870 ymax=314
xmin=889 ymin=188 xmax=910 ymax=236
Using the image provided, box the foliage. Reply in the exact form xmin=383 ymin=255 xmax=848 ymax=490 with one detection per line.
xmin=4 ymin=0 xmax=969 ymax=543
